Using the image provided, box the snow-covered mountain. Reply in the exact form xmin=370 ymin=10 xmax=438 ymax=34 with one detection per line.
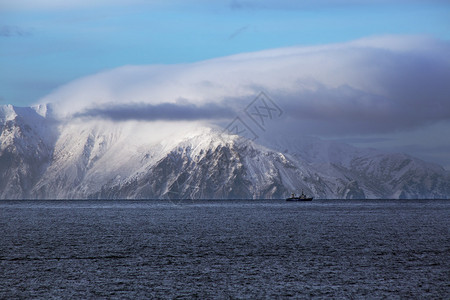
xmin=1 ymin=104 xmax=449 ymax=199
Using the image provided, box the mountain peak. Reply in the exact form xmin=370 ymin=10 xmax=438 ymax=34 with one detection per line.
xmin=0 ymin=104 xmax=18 ymax=122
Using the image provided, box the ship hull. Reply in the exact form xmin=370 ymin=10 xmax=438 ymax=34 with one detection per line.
xmin=286 ymin=197 xmax=313 ymax=201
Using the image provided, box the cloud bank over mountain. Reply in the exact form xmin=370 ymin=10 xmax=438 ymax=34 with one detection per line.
xmin=40 ymin=35 xmax=450 ymax=138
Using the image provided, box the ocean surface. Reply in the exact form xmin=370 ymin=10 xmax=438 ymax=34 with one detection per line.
xmin=1 ymin=199 xmax=449 ymax=299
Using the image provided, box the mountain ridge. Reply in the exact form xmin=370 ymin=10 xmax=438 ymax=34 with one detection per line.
xmin=1 ymin=104 xmax=449 ymax=199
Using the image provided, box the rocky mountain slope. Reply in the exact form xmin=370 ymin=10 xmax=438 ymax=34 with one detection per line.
xmin=1 ymin=105 xmax=449 ymax=199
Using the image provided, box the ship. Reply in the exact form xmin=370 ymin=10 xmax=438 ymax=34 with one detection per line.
xmin=286 ymin=190 xmax=313 ymax=201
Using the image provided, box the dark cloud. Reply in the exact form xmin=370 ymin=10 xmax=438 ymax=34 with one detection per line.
xmin=333 ymin=137 xmax=394 ymax=144
xmin=228 ymin=25 xmax=249 ymax=40
xmin=0 ymin=25 xmax=32 ymax=37
xmin=276 ymin=84 xmax=450 ymax=136
xmin=73 ymin=102 xmax=236 ymax=122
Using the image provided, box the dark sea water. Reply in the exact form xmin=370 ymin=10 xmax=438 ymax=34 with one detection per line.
xmin=0 ymin=199 xmax=449 ymax=299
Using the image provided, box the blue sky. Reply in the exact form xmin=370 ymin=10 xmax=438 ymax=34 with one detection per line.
xmin=1 ymin=0 xmax=449 ymax=105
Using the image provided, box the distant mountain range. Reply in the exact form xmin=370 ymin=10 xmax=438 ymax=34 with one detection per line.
xmin=1 ymin=104 xmax=449 ymax=199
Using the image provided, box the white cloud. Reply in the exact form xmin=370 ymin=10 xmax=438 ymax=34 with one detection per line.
xmin=39 ymin=35 xmax=450 ymax=136
xmin=229 ymin=0 xmax=449 ymax=10
xmin=0 ymin=0 xmax=153 ymax=11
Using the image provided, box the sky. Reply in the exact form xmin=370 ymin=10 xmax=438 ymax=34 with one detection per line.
xmin=1 ymin=0 xmax=450 ymax=169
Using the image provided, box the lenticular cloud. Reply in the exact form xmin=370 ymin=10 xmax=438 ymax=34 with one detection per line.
xmin=39 ymin=35 xmax=450 ymax=135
